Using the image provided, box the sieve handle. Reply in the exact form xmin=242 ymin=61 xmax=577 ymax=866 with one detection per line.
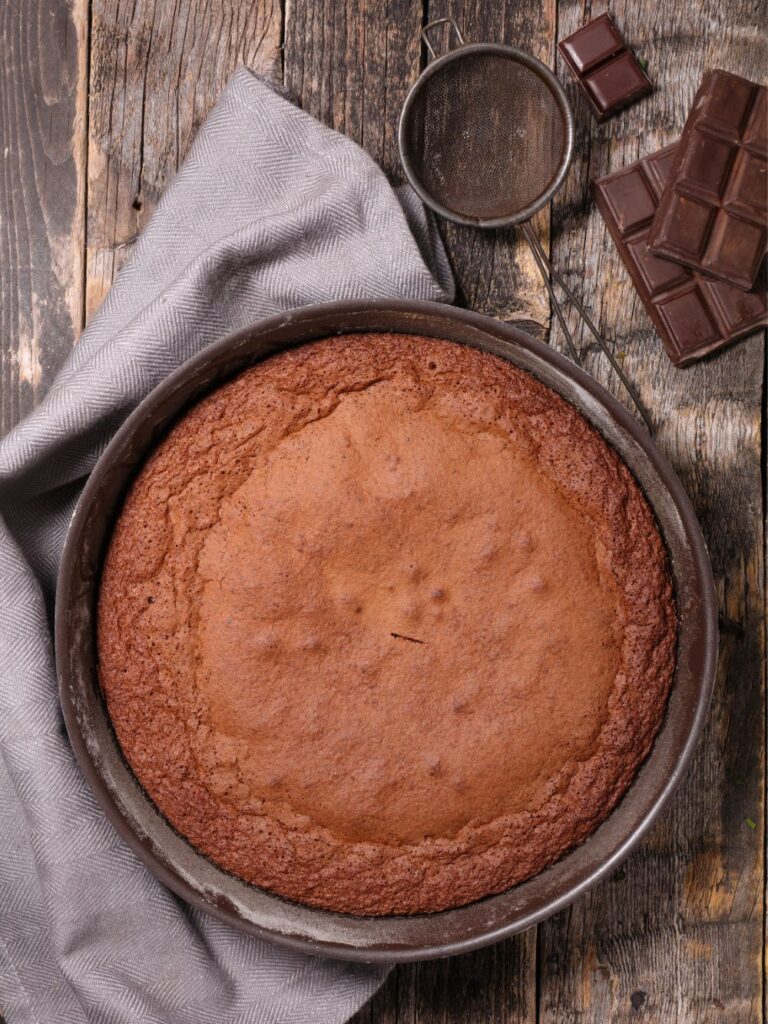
xmin=521 ymin=223 xmax=654 ymax=432
xmin=421 ymin=17 xmax=465 ymax=60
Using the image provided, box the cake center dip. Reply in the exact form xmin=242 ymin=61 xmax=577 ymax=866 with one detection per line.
xmin=197 ymin=382 xmax=620 ymax=845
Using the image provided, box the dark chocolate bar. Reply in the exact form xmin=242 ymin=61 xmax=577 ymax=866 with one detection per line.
xmin=592 ymin=144 xmax=767 ymax=366
xmin=648 ymin=69 xmax=767 ymax=291
xmin=558 ymin=13 xmax=652 ymax=122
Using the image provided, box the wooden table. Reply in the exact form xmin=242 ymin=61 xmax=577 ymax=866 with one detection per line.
xmin=1 ymin=2 xmax=764 ymax=1021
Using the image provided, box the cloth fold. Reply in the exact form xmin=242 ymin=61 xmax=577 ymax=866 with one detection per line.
xmin=0 ymin=67 xmax=453 ymax=1024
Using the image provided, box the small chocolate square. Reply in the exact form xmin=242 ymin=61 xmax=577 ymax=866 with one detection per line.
xmin=601 ymin=168 xmax=657 ymax=234
xmin=559 ymin=13 xmax=623 ymax=75
xmin=584 ymin=51 xmax=653 ymax=119
xmin=656 ymin=286 xmax=722 ymax=352
xmin=698 ymin=69 xmax=755 ymax=133
xmin=702 ymin=211 xmax=766 ymax=286
xmin=678 ymin=130 xmax=735 ymax=198
xmin=725 ymin=150 xmax=768 ymax=216
xmin=705 ymin=279 xmax=768 ymax=333
xmin=627 ymin=238 xmax=689 ymax=296
xmin=656 ymin=195 xmax=715 ymax=260
xmin=744 ymin=87 xmax=768 ymax=153
xmin=644 ymin=147 xmax=678 ymax=196
xmin=558 ymin=13 xmax=652 ymax=122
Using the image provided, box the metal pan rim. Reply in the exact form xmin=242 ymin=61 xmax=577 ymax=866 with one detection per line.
xmin=56 ymin=299 xmax=717 ymax=962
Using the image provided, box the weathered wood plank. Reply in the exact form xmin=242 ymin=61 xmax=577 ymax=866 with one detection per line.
xmin=283 ymin=0 xmax=422 ymax=180
xmin=0 ymin=2 xmax=763 ymax=1023
xmin=288 ymin=3 xmax=532 ymax=1019
xmin=353 ymin=938 xmax=536 ymax=1024
xmin=0 ymin=0 xmax=87 ymax=1016
xmin=423 ymin=1 xmax=557 ymax=335
xmin=538 ymin=1 xmax=766 ymax=1021
xmin=86 ymin=0 xmax=281 ymax=321
xmin=0 ymin=0 xmax=88 ymax=434
xmin=345 ymin=0 xmax=555 ymax=1018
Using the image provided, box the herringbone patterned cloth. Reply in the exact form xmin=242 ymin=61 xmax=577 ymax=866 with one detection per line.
xmin=0 ymin=68 xmax=453 ymax=1024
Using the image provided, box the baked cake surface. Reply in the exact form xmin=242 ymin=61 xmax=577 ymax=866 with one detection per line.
xmin=97 ymin=333 xmax=676 ymax=915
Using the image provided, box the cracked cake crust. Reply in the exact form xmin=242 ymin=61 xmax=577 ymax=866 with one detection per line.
xmin=97 ymin=333 xmax=676 ymax=915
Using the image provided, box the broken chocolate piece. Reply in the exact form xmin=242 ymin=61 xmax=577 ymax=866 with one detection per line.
xmin=648 ymin=69 xmax=767 ymax=291
xmin=558 ymin=13 xmax=652 ymax=121
xmin=592 ymin=143 xmax=767 ymax=365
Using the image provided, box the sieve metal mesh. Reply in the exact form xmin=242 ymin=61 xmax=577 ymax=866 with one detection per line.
xmin=401 ymin=51 xmax=568 ymax=223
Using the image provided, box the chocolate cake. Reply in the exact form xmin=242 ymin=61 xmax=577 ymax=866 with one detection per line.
xmin=97 ymin=333 xmax=676 ymax=915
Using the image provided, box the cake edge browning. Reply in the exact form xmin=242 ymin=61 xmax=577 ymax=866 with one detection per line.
xmin=97 ymin=333 xmax=677 ymax=916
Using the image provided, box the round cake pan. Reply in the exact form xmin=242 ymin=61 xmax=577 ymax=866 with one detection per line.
xmin=56 ymin=300 xmax=717 ymax=963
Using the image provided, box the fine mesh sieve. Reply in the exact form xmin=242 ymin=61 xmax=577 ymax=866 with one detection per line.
xmin=399 ymin=18 xmax=652 ymax=430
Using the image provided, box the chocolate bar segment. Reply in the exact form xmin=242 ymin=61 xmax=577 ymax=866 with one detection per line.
xmin=648 ymin=70 xmax=768 ymax=290
xmin=558 ymin=14 xmax=652 ymax=121
xmin=592 ymin=144 xmax=768 ymax=365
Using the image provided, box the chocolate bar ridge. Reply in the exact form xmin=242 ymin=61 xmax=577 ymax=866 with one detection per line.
xmin=647 ymin=69 xmax=767 ymax=291
xmin=592 ymin=144 xmax=767 ymax=365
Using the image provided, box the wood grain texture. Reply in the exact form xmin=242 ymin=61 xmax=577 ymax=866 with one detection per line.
xmin=285 ymin=2 xmax=534 ymax=1013
xmin=86 ymin=0 xmax=281 ymax=320
xmin=424 ymin=1 xmax=556 ymax=335
xmin=345 ymin=1 xmax=546 ymax=1018
xmin=353 ymin=939 xmax=536 ymax=1024
xmin=284 ymin=0 xmax=422 ymax=180
xmin=0 ymin=0 xmax=87 ymax=434
xmin=538 ymin=1 xmax=766 ymax=1022
xmin=0 ymin=1 xmax=765 ymax=1021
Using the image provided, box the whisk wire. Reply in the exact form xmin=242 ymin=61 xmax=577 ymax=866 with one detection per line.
xmin=523 ymin=225 xmax=654 ymax=430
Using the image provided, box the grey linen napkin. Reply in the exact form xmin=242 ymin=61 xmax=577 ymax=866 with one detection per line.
xmin=0 ymin=67 xmax=453 ymax=1024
